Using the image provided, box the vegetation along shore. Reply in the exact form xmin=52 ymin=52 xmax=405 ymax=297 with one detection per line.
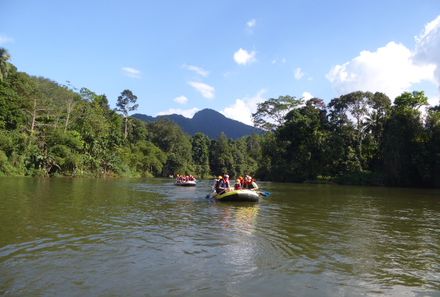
xmin=0 ymin=48 xmax=439 ymax=187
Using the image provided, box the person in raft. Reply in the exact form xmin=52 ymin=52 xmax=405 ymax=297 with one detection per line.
xmin=234 ymin=179 xmax=242 ymax=190
xmin=243 ymin=175 xmax=259 ymax=190
xmin=215 ymin=175 xmax=230 ymax=194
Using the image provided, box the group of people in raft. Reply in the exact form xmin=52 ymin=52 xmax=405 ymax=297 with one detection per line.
xmin=175 ymin=174 xmax=197 ymax=183
xmin=213 ymin=174 xmax=259 ymax=194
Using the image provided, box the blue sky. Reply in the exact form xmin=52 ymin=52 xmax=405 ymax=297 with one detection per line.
xmin=1 ymin=1 xmax=440 ymax=125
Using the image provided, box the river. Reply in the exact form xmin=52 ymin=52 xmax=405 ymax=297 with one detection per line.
xmin=0 ymin=177 xmax=439 ymax=297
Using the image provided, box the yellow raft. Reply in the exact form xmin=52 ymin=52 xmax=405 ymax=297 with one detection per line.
xmin=210 ymin=189 xmax=260 ymax=202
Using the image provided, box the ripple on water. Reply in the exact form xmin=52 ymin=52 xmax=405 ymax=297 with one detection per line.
xmin=1 ymin=179 xmax=440 ymax=296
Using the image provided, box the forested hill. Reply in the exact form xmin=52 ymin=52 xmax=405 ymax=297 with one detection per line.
xmin=132 ymin=109 xmax=263 ymax=139
xmin=1 ymin=47 xmax=440 ymax=187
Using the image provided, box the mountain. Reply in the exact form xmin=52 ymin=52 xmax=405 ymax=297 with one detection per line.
xmin=132 ymin=108 xmax=263 ymax=139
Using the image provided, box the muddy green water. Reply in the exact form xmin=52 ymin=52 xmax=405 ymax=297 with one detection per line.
xmin=0 ymin=177 xmax=439 ymax=296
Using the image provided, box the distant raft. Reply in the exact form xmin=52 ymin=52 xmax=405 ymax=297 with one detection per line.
xmin=210 ymin=189 xmax=260 ymax=202
xmin=175 ymin=180 xmax=196 ymax=187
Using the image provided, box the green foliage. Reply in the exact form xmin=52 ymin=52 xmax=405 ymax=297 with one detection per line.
xmin=191 ymin=133 xmax=210 ymax=178
xmin=252 ymin=95 xmax=303 ymax=131
xmin=274 ymin=98 xmax=329 ymax=181
xmin=0 ymin=48 xmax=11 ymax=82
xmin=209 ymin=132 xmax=233 ymax=175
xmin=149 ymin=120 xmax=192 ymax=176
xmin=116 ymin=89 xmax=138 ymax=140
xmin=382 ymin=102 xmax=429 ymax=186
xmin=1 ymin=51 xmax=439 ymax=187
xmin=328 ymin=91 xmax=391 ymax=172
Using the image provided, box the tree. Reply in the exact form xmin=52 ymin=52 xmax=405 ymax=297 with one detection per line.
xmin=0 ymin=48 xmax=11 ymax=82
xmin=252 ymin=95 xmax=303 ymax=131
xmin=426 ymin=105 xmax=440 ymax=186
xmin=328 ymin=91 xmax=391 ymax=172
xmin=276 ymin=98 xmax=329 ymax=181
xmin=116 ymin=89 xmax=138 ymax=139
xmin=149 ymin=120 xmax=192 ymax=176
xmin=394 ymin=91 xmax=428 ymax=111
xmin=382 ymin=91 xmax=429 ymax=186
xmin=209 ymin=132 xmax=234 ymax=175
xmin=191 ymin=132 xmax=211 ymax=178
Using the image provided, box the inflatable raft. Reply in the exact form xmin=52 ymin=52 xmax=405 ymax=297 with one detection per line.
xmin=175 ymin=180 xmax=196 ymax=187
xmin=210 ymin=189 xmax=260 ymax=202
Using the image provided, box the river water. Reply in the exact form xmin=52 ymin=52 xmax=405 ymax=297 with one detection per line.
xmin=0 ymin=177 xmax=439 ymax=297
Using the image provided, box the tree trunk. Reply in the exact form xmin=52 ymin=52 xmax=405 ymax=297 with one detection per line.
xmin=124 ymin=116 xmax=128 ymax=139
xmin=31 ymin=97 xmax=37 ymax=134
xmin=64 ymin=100 xmax=73 ymax=133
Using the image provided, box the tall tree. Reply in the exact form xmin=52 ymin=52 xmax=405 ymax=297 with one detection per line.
xmin=116 ymin=89 xmax=138 ymax=139
xmin=209 ymin=132 xmax=234 ymax=175
xmin=426 ymin=105 xmax=440 ymax=186
xmin=252 ymin=95 xmax=303 ymax=131
xmin=191 ymin=132 xmax=210 ymax=178
xmin=382 ymin=91 xmax=428 ymax=186
xmin=149 ymin=120 xmax=192 ymax=176
xmin=276 ymin=98 xmax=329 ymax=181
xmin=0 ymin=48 xmax=11 ymax=82
xmin=328 ymin=91 xmax=391 ymax=172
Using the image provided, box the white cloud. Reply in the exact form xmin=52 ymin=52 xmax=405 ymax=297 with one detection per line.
xmin=121 ymin=67 xmax=141 ymax=79
xmin=327 ymin=41 xmax=435 ymax=100
xmin=222 ymin=89 xmax=267 ymax=125
xmin=294 ymin=67 xmax=304 ymax=80
xmin=188 ymin=81 xmax=215 ymax=99
xmin=246 ymin=19 xmax=257 ymax=34
xmin=272 ymin=58 xmax=287 ymax=64
xmin=174 ymin=95 xmax=188 ymax=104
xmin=233 ymin=48 xmax=256 ymax=65
xmin=0 ymin=35 xmax=14 ymax=45
xmin=247 ymin=19 xmax=256 ymax=28
xmin=414 ymin=15 xmax=440 ymax=89
xmin=428 ymin=95 xmax=439 ymax=107
xmin=157 ymin=107 xmax=200 ymax=118
xmin=302 ymin=91 xmax=313 ymax=100
xmin=182 ymin=64 xmax=209 ymax=77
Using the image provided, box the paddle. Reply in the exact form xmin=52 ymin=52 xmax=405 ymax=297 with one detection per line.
xmin=258 ymin=190 xmax=271 ymax=198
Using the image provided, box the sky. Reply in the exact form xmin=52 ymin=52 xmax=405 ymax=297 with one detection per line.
xmin=1 ymin=0 xmax=440 ymax=125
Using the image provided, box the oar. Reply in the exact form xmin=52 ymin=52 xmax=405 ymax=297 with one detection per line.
xmin=206 ymin=190 xmax=216 ymax=199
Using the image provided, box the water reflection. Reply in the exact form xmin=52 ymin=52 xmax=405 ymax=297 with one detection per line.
xmin=0 ymin=178 xmax=439 ymax=296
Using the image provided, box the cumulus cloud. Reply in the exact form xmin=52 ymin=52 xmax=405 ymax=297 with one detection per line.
xmin=121 ymin=67 xmax=141 ymax=79
xmin=157 ymin=107 xmax=200 ymax=118
xmin=294 ymin=67 xmax=304 ymax=80
xmin=327 ymin=41 xmax=435 ymax=100
xmin=302 ymin=91 xmax=313 ymax=100
xmin=222 ymin=89 xmax=267 ymax=125
xmin=174 ymin=95 xmax=188 ymax=104
xmin=414 ymin=15 xmax=440 ymax=88
xmin=233 ymin=48 xmax=256 ymax=65
xmin=428 ymin=95 xmax=439 ymax=107
xmin=0 ymin=35 xmax=14 ymax=45
xmin=182 ymin=64 xmax=209 ymax=77
xmin=188 ymin=81 xmax=215 ymax=99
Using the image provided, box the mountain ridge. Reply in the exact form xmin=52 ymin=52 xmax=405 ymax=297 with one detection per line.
xmin=132 ymin=108 xmax=262 ymax=139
